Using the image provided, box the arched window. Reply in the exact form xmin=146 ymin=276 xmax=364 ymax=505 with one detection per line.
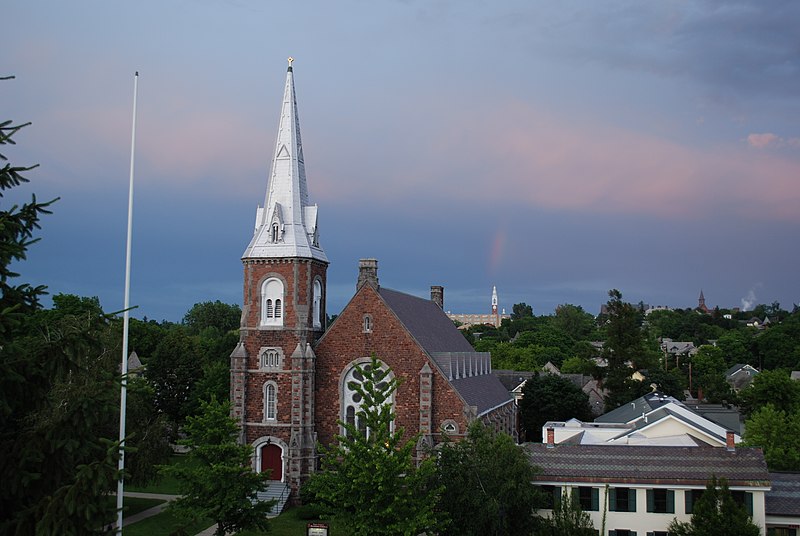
xmin=341 ymin=359 xmax=393 ymax=438
xmin=363 ymin=314 xmax=372 ymax=333
xmin=261 ymin=278 xmax=284 ymax=326
xmin=313 ymin=279 xmax=323 ymax=329
xmin=264 ymin=382 xmax=277 ymax=421
xmin=270 ymin=222 xmax=280 ymax=243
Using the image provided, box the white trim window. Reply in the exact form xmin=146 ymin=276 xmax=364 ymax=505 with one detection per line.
xmin=313 ymin=279 xmax=323 ymax=329
xmin=261 ymin=278 xmax=284 ymax=326
xmin=263 ymin=382 xmax=277 ymax=421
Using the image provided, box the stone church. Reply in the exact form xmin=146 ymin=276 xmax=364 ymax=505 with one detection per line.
xmin=229 ymin=60 xmax=516 ymax=497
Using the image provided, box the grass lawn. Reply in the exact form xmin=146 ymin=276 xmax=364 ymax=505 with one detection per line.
xmin=123 ymin=509 xmax=212 ymax=536
xmin=238 ymin=506 xmax=342 ymax=536
xmin=127 ymin=454 xmax=196 ymax=495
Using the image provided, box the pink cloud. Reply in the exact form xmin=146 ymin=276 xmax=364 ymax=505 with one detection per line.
xmin=316 ymin=96 xmax=800 ymax=223
xmin=748 ymin=132 xmax=779 ymax=149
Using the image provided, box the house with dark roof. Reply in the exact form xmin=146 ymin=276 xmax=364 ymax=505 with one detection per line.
xmin=544 ymin=392 xmax=742 ymax=446
xmin=766 ymin=472 xmax=800 ymax=534
xmin=525 ymin=441 xmax=771 ymax=535
xmin=727 ymin=363 xmax=760 ymax=392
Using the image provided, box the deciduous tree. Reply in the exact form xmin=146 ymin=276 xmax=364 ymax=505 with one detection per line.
xmin=434 ymin=421 xmax=542 ymax=536
xmin=742 ymin=404 xmax=800 ymax=471
xmin=519 ymin=372 xmax=593 ymax=442
xmin=738 ymin=369 xmax=800 ymax=417
xmin=536 ymin=489 xmax=596 ymax=535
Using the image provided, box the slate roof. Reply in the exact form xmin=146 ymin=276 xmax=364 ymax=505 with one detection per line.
xmin=379 ymin=287 xmax=513 ymax=416
xmin=596 ymin=392 xmax=679 ymax=423
xmin=493 ymin=370 xmax=536 ymax=392
xmin=524 ymin=444 xmax=770 ymax=487
xmin=451 ymin=374 xmax=516 ymax=414
xmin=380 ymin=288 xmax=475 ymax=354
xmin=766 ymin=472 xmax=800 ymax=517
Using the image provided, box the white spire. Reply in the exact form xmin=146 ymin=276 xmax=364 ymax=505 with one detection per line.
xmin=491 ymin=285 xmax=498 ymax=314
xmin=243 ymin=59 xmax=328 ymax=263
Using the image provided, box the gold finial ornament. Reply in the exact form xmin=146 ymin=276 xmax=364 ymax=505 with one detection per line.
xmin=287 ymin=56 xmax=294 ymax=67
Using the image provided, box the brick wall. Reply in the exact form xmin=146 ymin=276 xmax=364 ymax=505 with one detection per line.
xmin=314 ymin=284 xmax=470 ymax=447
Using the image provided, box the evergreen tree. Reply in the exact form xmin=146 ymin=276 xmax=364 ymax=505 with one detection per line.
xmin=601 ymin=289 xmax=656 ymax=410
xmin=162 ymin=396 xmax=273 ymax=536
xmin=0 ymin=103 xmax=124 ymax=534
xmin=304 ymin=355 xmax=443 ymax=536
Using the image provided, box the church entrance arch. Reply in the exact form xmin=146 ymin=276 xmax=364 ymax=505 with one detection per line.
xmin=258 ymin=442 xmax=284 ymax=481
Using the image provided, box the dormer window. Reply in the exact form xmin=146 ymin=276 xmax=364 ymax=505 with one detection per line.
xmin=270 ymin=222 xmax=280 ymax=243
xmin=261 ymin=278 xmax=284 ymax=327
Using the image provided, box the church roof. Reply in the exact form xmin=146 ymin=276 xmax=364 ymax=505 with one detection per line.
xmin=379 ymin=288 xmax=475 ymax=354
xmin=378 ymin=287 xmax=513 ymax=416
xmin=243 ymin=60 xmax=328 ymax=263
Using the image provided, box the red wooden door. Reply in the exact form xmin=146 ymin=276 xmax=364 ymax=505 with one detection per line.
xmin=260 ymin=444 xmax=282 ymax=481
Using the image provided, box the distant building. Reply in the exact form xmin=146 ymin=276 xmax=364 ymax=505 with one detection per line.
xmin=698 ymin=289 xmax=710 ymax=313
xmin=545 ymin=392 xmax=742 ymax=447
xmin=447 ymin=285 xmax=511 ymax=328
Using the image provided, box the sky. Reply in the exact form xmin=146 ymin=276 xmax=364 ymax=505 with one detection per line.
xmin=5 ymin=0 xmax=800 ymax=322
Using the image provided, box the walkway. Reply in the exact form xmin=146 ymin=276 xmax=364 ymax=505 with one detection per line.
xmin=113 ymin=492 xmax=178 ymax=530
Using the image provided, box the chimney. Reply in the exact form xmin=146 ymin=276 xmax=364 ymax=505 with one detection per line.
xmin=546 ymin=427 xmax=555 ymax=448
xmin=357 ymin=258 xmax=379 ymax=290
xmin=726 ymin=430 xmax=735 ymax=451
xmin=430 ymin=286 xmax=444 ymax=309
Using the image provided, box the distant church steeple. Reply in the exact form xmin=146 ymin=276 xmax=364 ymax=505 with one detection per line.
xmin=491 ymin=286 xmax=498 ymax=315
xmin=698 ymin=289 xmax=709 ymax=313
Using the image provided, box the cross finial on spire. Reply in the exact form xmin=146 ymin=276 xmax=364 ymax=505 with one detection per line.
xmin=287 ymin=56 xmax=294 ymax=67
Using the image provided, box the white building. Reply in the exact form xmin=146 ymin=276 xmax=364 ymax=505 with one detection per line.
xmin=526 ymin=442 xmax=771 ymax=535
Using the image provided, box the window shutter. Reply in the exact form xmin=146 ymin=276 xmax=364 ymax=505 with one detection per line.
xmin=629 ymin=488 xmax=637 ymax=512
xmin=647 ymin=489 xmax=654 ymax=512
xmin=554 ymin=486 xmax=562 ymax=507
xmin=667 ymin=490 xmax=675 ymax=514
xmin=592 ymin=487 xmax=600 ymax=511
xmin=685 ymin=490 xmax=693 ymax=514
xmin=609 ymin=488 xmax=617 ymax=511
xmin=745 ymin=492 xmax=753 ymax=515
xmin=609 ymin=531 xmax=616 ymax=536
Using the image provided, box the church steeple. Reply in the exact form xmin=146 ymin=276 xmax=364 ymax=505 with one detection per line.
xmin=243 ymin=58 xmax=327 ymax=263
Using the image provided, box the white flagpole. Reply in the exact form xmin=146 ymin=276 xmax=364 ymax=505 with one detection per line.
xmin=116 ymin=70 xmax=138 ymax=535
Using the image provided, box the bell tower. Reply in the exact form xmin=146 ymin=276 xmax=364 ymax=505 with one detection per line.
xmin=230 ymin=58 xmax=327 ymax=494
